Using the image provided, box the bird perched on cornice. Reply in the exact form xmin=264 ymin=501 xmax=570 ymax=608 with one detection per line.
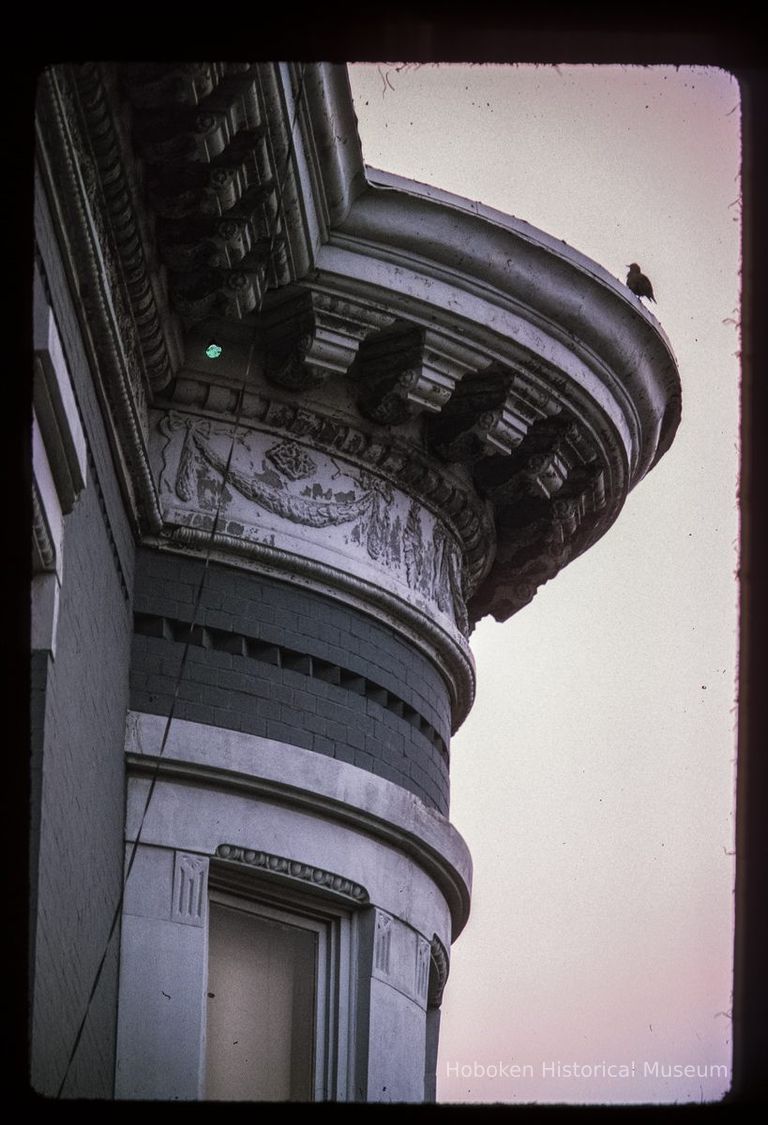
xmin=626 ymin=263 xmax=656 ymax=302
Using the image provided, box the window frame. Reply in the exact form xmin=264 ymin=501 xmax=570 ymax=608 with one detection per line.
xmin=206 ymin=863 xmax=359 ymax=1101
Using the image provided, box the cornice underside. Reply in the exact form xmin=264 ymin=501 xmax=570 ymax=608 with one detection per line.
xmin=155 ymin=310 xmax=627 ymax=633
xmin=277 ymin=272 xmax=632 ymax=624
xmin=109 ymin=61 xmax=321 ymax=347
xmin=35 ymin=61 xmax=334 ymax=537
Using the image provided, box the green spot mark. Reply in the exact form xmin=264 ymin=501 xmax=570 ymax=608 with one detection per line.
xmin=205 ymin=342 xmax=222 ymax=359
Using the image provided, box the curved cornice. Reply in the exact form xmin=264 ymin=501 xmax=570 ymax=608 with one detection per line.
xmin=269 ymin=64 xmax=679 ymax=500
xmin=320 ymin=168 xmax=680 ymax=491
xmin=35 ymin=60 xmax=681 ymax=630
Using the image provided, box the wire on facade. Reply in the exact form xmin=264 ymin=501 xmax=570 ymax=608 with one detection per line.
xmin=55 ymin=62 xmax=308 ymax=1098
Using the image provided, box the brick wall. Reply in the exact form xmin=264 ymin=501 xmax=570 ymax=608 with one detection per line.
xmin=31 ymin=188 xmax=134 ymax=1097
xmin=131 ymin=549 xmax=452 ymax=814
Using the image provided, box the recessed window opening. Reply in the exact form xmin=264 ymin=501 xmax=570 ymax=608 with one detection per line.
xmin=206 ymin=882 xmax=351 ymax=1101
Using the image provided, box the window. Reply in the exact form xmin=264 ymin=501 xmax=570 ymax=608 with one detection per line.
xmin=32 ymin=290 xmax=88 ymax=656
xmin=206 ymin=883 xmax=354 ymax=1101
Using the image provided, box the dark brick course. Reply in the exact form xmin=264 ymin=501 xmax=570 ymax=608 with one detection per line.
xmin=131 ymin=548 xmax=452 ymax=813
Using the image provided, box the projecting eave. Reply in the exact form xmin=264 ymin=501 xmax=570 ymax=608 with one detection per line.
xmin=314 ymin=163 xmax=681 ymax=492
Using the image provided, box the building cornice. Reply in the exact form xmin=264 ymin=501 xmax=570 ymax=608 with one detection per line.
xmin=35 ymin=61 xmax=681 ymax=630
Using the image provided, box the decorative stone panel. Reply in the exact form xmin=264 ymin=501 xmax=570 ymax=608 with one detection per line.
xmin=171 ymin=852 xmax=208 ymax=926
xmin=151 ymin=408 xmax=471 ymax=638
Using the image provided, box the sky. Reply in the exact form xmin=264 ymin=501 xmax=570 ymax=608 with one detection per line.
xmin=347 ymin=63 xmax=741 ymax=1106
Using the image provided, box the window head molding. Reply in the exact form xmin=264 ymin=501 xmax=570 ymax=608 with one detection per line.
xmin=214 ymin=844 xmax=370 ymax=907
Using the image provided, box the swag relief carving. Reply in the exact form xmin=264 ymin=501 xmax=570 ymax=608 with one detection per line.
xmin=153 ymin=411 xmax=470 ymax=634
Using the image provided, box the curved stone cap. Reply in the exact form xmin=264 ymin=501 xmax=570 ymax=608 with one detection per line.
xmin=125 ymin=711 xmax=473 ymax=939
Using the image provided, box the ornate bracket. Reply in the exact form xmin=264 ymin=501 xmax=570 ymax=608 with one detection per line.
xmin=355 ymin=324 xmax=483 ymax=425
xmin=429 ymin=933 xmax=450 ymax=1009
xmin=468 ymin=455 xmax=607 ymax=626
xmin=428 ymin=367 xmax=532 ymax=462
xmin=473 ymin=414 xmax=580 ymax=504
xmin=261 ymin=287 xmax=395 ymax=390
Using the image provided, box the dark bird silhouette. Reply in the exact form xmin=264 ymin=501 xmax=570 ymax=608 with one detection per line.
xmin=626 ymin=263 xmax=656 ymax=302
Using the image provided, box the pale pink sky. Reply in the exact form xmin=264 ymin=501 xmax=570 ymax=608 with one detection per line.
xmin=348 ymin=63 xmax=740 ymax=1105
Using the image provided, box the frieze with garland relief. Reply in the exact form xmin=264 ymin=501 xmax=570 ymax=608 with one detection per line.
xmin=153 ymin=359 xmax=608 ymax=630
xmin=157 ymin=377 xmax=496 ymax=595
xmin=156 ymin=355 xmax=611 ymax=630
xmin=153 ymin=410 xmax=470 ymax=635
